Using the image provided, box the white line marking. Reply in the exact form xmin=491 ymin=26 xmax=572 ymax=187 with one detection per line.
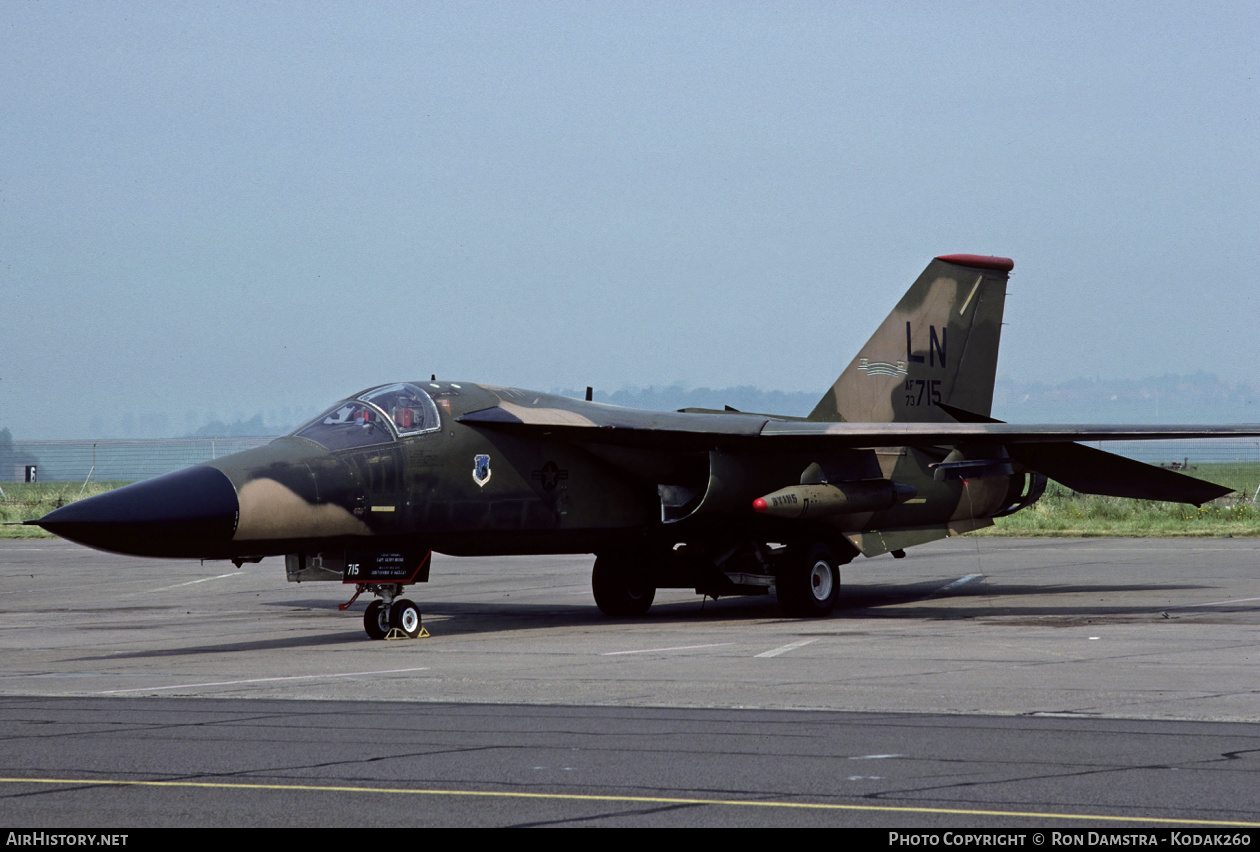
xmin=602 ymin=643 xmax=731 ymax=656
xmin=99 ymin=667 xmax=430 ymax=694
xmin=151 ymin=572 xmax=242 ymax=592
xmin=929 ymin=574 xmax=982 ymax=597
xmin=849 ymin=754 xmax=902 ymax=760
xmin=1168 ymin=596 xmax=1260 ymax=609
xmin=755 ymin=638 xmax=819 ymax=658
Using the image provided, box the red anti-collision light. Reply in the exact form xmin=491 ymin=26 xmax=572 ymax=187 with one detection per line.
xmin=935 ymin=254 xmax=1014 ymax=272
xmin=752 ymin=498 xmax=768 ymax=513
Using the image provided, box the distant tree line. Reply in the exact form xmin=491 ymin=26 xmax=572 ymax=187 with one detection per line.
xmin=186 ymin=415 xmax=275 ymax=438
xmin=0 ymin=427 xmax=39 ymax=481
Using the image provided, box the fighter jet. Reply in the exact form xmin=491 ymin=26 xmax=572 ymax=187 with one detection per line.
xmin=31 ymin=254 xmax=1260 ymax=638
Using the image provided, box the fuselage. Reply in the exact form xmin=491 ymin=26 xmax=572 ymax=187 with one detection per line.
xmin=35 ymin=380 xmax=1026 ymax=562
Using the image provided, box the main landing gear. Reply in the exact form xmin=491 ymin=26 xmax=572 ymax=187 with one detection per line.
xmin=345 ymin=584 xmax=426 ymax=640
xmin=776 ymin=542 xmax=841 ymax=617
xmin=590 ymin=538 xmax=849 ymax=619
xmin=592 ymin=552 xmax=656 ymax=617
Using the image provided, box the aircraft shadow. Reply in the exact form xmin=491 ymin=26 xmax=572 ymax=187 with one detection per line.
xmin=62 ymin=629 xmax=376 ymax=660
xmin=67 ymin=579 xmax=1230 ymax=660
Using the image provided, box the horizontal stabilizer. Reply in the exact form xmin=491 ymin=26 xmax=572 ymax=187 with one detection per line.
xmin=1007 ymin=442 xmax=1231 ymax=506
xmin=937 ymin=403 xmax=1232 ymax=505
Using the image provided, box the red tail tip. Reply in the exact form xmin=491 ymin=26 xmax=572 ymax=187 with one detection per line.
xmin=935 ymin=254 xmax=1014 ymax=272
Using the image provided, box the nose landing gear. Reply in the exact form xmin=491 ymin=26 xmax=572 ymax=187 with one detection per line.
xmin=353 ymin=586 xmax=427 ymax=639
xmin=322 ymin=549 xmax=432 ymax=640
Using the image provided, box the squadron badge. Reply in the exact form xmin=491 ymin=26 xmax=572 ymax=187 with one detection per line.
xmin=473 ymin=454 xmax=492 ymax=487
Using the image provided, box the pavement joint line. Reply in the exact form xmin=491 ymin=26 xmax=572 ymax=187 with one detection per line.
xmin=0 ymin=776 xmax=1256 ymax=827
xmin=97 ymin=667 xmax=431 ymax=694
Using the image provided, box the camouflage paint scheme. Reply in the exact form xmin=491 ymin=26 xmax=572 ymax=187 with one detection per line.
xmin=35 ymin=255 xmax=1260 ymax=635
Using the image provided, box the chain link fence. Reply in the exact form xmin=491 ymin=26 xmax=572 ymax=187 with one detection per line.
xmin=1095 ymin=439 xmax=1260 ymax=501
xmin=5 ymin=438 xmax=275 ymax=483
xmin=1100 ymin=438 xmax=1260 ymax=465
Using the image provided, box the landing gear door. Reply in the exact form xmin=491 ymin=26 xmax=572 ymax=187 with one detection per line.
xmin=344 ymin=549 xmax=432 ymax=585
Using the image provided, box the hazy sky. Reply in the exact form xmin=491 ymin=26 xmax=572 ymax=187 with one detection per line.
xmin=4 ymin=2 xmax=1257 ymax=438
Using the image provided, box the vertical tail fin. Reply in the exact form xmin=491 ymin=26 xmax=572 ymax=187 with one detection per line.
xmin=809 ymin=254 xmax=1012 ymax=423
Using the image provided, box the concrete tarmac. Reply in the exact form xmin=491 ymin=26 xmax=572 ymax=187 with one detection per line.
xmin=1 ymin=697 xmax=1258 ymax=828
xmin=1 ymin=537 xmax=1258 ymax=826
xmin=1 ymin=538 xmax=1256 ymax=718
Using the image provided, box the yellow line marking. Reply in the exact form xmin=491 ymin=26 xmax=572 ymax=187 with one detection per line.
xmin=0 ymin=777 xmax=1256 ymax=826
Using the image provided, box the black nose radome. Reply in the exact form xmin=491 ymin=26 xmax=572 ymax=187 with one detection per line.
xmin=32 ymin=465 xmax=239 ymax=558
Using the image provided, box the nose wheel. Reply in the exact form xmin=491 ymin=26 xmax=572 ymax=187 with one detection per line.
xmin=388 ymin=599 xmax=423 ymax=638
xmin=356 ymin=590 xmax=427 ymax=640
xmin=364 ymin=600 xmax=391 ymax=639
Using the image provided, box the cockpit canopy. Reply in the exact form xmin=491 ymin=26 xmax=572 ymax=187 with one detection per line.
xmin=292 ymin=382 xmax=441 ymax=451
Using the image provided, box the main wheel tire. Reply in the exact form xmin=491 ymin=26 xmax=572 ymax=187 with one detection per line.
xmin=592 ymin=553 xmax=656 ymax=617
xmin=364 ymin=600 xmax=390 ymax=639
xmin=389 ymin=599 xmax=422 ymax=638
xmin=778 ymin=543 xmax=840 ymax=617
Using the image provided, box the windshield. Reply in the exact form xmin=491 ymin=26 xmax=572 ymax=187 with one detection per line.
xmin=292 ymin=401 xmax=396 ymax=451
xmin=291 ymin=383 xmax=441 ymax=451
xmin=358 ymin=383 xmax=441 ymax=435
